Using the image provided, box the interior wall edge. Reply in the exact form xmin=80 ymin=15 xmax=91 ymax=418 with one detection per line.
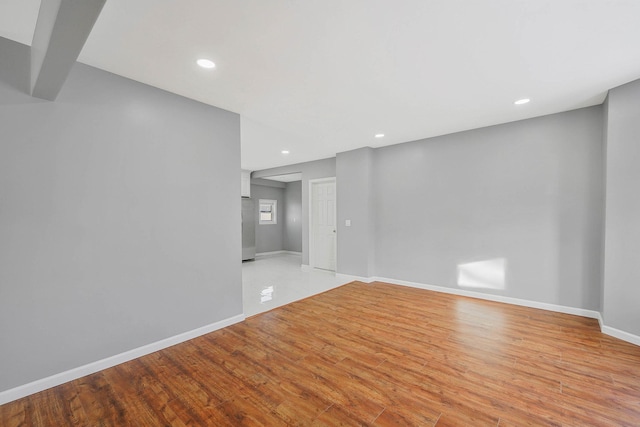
xmin=0 ymin=314 xmax=246 ymax=406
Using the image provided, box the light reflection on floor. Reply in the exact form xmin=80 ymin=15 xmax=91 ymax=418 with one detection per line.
xmin=242 ymin=253 xmax=349 ymax=316
xmin=454 ymin=298 xmax=506 ymax=330
xmin=451 ymin=298 xmax=509 ymax=356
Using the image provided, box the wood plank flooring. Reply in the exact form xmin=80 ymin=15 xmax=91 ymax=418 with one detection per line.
xmin=2 ymin=281 xmax=640 ymax=426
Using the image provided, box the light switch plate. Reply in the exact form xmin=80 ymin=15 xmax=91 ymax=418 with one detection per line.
xmin=345 ymin=220 xmax=351 ymax=227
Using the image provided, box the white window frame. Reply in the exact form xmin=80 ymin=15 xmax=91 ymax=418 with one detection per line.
xmin=258 ymin=199 xmax=277 ymax=225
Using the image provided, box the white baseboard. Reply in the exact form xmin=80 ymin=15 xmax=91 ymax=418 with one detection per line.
xmin=574 ymin=311 xmax=640 ymax=346
xmin=595 ymin=311 xmax=604 ymax=329
xmin=373 ymin=276 xmax=602 ymax=319
xmin=0 ymin=313 xmax=245 ymax=406
xmin=256 ymin=250 xmax=284 ymax=256
xmin=256 ymin=250 xmax=302 ymax=257
xmin=336 ymin=273 xmax=374 ymax=284
xmin=601 ymin=325 xmax=640 ymax=346
xmin=367 ymin=276 xmax=640 ymax=347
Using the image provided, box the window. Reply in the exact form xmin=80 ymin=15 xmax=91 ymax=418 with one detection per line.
xmin=259 ymin=199 xmax=277 ymax=224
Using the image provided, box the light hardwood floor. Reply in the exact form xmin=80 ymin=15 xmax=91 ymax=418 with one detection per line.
xmin=1 ymin=281 xmax=639 ymax=426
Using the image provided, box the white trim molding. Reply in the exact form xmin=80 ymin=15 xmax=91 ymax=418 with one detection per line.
xmin=601 ymin=325 xmax=640 ymax=347
xmin=595 ymin=311 xmax=604 ymax=329
xmin=367 ymin=276 xmax=640 ymax=347
xmin=373 ymin=276 xmax=601 ymax=319
xmin=336 ymin=273 xmax=374 ymax=284
xmin=0 ymin=314 xmax=245 ymax=406
xmin=256 ymin=250 xmax=302 ymax=257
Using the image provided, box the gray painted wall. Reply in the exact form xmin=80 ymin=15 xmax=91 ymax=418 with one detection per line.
xmin=284 ymin=181 xmax=303 ymax=253
xmin=0 ymin=39 xmax=242 ymax=392
xmin=373 ymin=107 xmax=604 ymax=310
xmin=0 ymin=38 xmax=29 ymax=96
xmin=251 ymin=184 xmax=285 ymax=253
xmin=336 ymin=147 xmax=375 ymax=277
xmin=253 ymin=158 xmax=336 ymax=265
xmin=602 ymin=78 xmax=640 ymax=336
xmin=249 ymin=179 xmax=302 ymax=254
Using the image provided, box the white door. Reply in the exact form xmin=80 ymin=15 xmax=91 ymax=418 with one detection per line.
xmin=310 ymin=179 xmax=336 ymax=271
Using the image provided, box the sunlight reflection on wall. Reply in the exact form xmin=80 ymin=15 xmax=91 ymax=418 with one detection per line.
xmin=457 ymin=258 xmax=506 ymax=290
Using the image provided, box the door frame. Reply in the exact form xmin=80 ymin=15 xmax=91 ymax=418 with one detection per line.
xmin=308 ymin=177 xmax=337 ymax=270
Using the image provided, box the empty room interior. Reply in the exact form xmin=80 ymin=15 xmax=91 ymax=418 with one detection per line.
xmin=1 ymin=1 xmax=640 ymax=425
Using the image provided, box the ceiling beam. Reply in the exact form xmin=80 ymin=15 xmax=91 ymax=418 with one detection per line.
xmin=30 ymin=0 xmax=106 ymax=100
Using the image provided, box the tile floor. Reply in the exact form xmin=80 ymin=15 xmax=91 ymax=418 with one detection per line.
xmin=242 ymin=252 xmax=351 ymax=316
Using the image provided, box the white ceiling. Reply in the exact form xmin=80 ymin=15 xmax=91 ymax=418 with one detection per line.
xmin=2 ymin=1 xmax=640 ymax=171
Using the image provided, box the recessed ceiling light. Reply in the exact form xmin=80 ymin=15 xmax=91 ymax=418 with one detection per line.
xmin=281 ymin=150 xmax=290 ymax=154
xmin=197 ymin=59 xmax=216 ymax=69
xmin=375 ymin=133 xmax=385 ymax=138
xmin=514 ymin=98 xmax=530 ymax=105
